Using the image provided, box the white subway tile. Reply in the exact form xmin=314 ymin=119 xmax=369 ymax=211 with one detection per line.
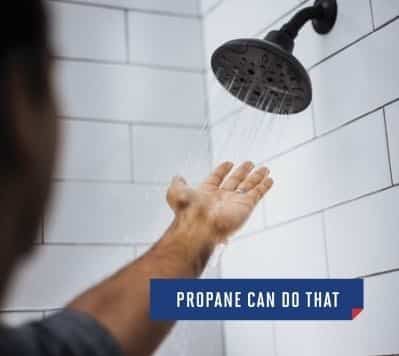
xmin=237 ymin=200 xmax=265 ymax=237
xmin=325 ymin=187 xmax=399 ymax=278
xmin=222 ymin=214 xmax=327 ymax=279
xmin=156 ymin=321 xmax=224 ymax=356
xmin=48 ymin=2 xmax=126 ymax=62
xmin=224 ymin=321 xmax=275 ymax=356
xmin=294 ymin=0 xmax=373 ymax=69
xmin=201 ymin=0 xmax=221 ymax=14
xmin=276 ymin=320 xmax=367 ymax=356
xmin=0 ymin=312 xmax=43 ymax=327
xmin=66 ymin=0 xmax=199 ymax=15
xmin=5 ymin=245 xmax=134 ymax=310
xmin=132 ymin=126 xmax=210 ymax=184
xmin=204 ymin=0 xmax=300 ymax=62
xmin=311 ymin=20 xmax=399 ymax=134
xmin=129 ymin=13 xmax=203 ymax=69
xmin=55 ymin=61 xmax=205 ymax=125
xmin=275 ymin=272 xmax=399 ymax=356
xmin=371 ymin=0 xmax=399 ymax=28
xmin=364 ymin=272 xmax=399 ymax=355
xmin=385 ymin=100 xmax=399 ymax=184
xmin=55 ymin=120 xmax=131 ymax=181
xmin=46 ymin=182 xmax=173 ymax=244
xmin=266 ymin=111 xmax=391 ymax=225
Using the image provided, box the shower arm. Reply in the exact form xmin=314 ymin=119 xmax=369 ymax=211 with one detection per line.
xmin=264 ymin=0 xmax=337 ymax=53
xmin=280 ymin=6 xmax=324 ymax=39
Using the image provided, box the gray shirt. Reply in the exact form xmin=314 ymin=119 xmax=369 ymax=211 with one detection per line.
xmin=0 ymin=310 xmax=124 ymax=356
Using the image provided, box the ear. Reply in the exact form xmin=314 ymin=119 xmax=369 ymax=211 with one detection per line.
xmin=7 ymin=65 xmax=57 ymax=175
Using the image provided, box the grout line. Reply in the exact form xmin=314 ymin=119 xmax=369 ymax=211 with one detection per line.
xmin=0 ymin=309 xmax=47 ymax=314
xmin=307 ymin=30 xmax=373 ymax=71
xmin=128 ymin=124 xmax=135 ymax=183
xmin=260 ymin=99 xmax=399 ymax=165
xmin=202 ymin=0 xmax=224 ymax=17
xmin=272 ymin=323 xmax=279 ymax=356
xmin=368 ymin=0 xmax=376 ymax=30
xmin=210 ymin=105 xmax=246 ymax=128
xmin=235 ymin=184 xmax=398 ymax=240
xmin=52 ymin=177 xmax=167 ymax=187
xmin=374 ymin=15 xmax=399 ymax=32
xmin=382 ymin=108 xmax=395 ymax=186
xmin=124 ymin=10 xmax=130 ymax=63
xmin=358 ymin=268 xmax=399 ymax=279
xmin=261 ymin=199 xmax=268 ymax=230
xmin=52 ymin=177 xmax=133 ymax=184
xmin=59 ymin=116 xmax=129 ymax=126
xmin=49 ymin=0 xmax=202 ymax=19
xmin=198 ymin=8 xmax=215 ymax=172
xmin=195 ymin=0 xmax=202 ymax=17
xmin=54 ymin=55 xmax=205 ymax=74
xmin=320 ymin=212 xmax=331 ymax=278
xmin=36 ymin=241 xmax=137 ymax=247
xmin=221 ymin=319 xmax=228 ymax=356
xmin=308 ymin=17 xmax=399 ymax=72
xmin=310 ymin=102 xmax=317 ymax=138
xmin=265 ymin=184 xmax=396 ymax=229
xmin=59 ymin=116 xmax=207 ymax=129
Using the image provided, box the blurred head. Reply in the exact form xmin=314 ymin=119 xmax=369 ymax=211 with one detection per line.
xmin=0 ymin=1 xmax=58 ymax=295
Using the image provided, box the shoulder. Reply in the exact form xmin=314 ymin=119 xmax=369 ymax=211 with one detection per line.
xmin=0 ymin=309 xmax=124 ymax=356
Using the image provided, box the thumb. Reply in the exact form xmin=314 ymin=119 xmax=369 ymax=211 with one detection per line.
xmin=167 ymin=176 xmax=192 ymax=211
xmin=171 ymin=175 xmax=187 ymax=188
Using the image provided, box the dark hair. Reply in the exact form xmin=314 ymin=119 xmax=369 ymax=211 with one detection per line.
xmin=0 ymin=1 xmax=50 ymax=168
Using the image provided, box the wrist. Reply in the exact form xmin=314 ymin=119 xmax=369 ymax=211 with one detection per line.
xmin=163 ymin=213 xmax=220 ymax=276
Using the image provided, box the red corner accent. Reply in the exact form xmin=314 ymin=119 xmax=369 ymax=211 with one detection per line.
xmin=351 ymin=308 xmax=363 ymax=320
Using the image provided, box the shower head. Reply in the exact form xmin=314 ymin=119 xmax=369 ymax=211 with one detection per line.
xmin=211 ymin=37 xmax=311 ymax=114
xmin=211 ymin=0 xmax=337 ymax=115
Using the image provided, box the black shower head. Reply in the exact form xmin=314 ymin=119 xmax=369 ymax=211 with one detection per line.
xmin=211 ymin=37 xmax=311 ymax=114
xmin=211 ymin=0 xmax=337 ymax=115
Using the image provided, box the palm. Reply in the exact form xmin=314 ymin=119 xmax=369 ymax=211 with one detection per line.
xmin=198 ymin=185 xmax=254 ymax=234
xmin=168 ymin=162 xmax=273 ymax=238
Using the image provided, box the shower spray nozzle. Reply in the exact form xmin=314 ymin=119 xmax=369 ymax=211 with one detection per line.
xmin=211 ymin=0 xmax=337 ymax=115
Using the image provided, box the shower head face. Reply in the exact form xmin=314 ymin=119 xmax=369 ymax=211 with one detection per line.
xmin=211 ymin=38 xmax=312 ymax=114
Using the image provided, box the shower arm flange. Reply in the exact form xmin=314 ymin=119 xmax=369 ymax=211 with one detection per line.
xmin=280 ymin=0 xmax=337 ymax=39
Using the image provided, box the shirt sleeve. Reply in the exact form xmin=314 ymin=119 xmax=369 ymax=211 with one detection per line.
xmin=0 ymin=310 xmax=124 ymax=356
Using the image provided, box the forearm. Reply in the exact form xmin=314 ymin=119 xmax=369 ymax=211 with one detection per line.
xmin=68 ymin=216 xmax=217 ymax=356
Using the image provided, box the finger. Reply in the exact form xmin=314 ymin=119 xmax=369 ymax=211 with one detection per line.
xmin=170 ymin=175 xmax=187 ymax=189
xmin=221 ymin=161 xmax=254 ymax=191
xmin=236 ymin=166 xmax=269 ymax=193
xmin=200 ymin=161 xmax=234 ymax=188
xmin=247 ymin=177 xmax=274 ymax=203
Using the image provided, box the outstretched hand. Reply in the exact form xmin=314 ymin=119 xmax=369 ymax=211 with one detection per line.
xmin=167 ymin=161 xmax=273 ymax=244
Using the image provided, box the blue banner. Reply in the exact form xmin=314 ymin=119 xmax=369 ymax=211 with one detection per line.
xmin=150 ymin=279 xmax=363 ymax=321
